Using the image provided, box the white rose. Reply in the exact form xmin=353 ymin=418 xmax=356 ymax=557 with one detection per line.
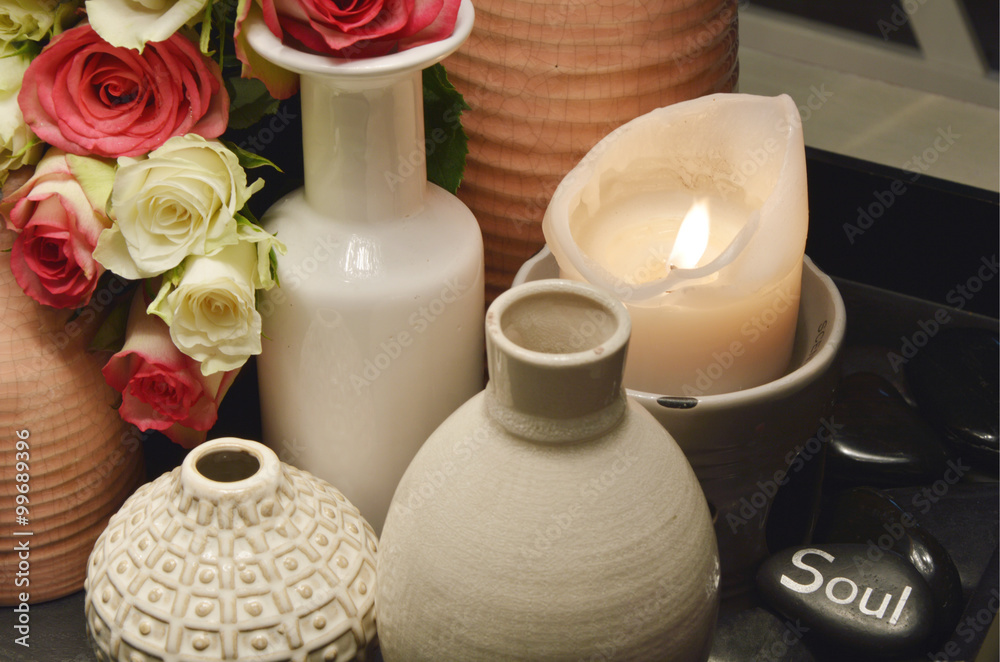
xmin=85 ymin=0 xmax=209 ymax=51
xmin=149 ymin=241 xmax=262 ymax=375
xmin=0 ymin=0 xmax=76 ymax=45
xmin=0 ymin=47 xmax=43 ymax=184
xmin=95 ymin=134 xmax=264 ymax=280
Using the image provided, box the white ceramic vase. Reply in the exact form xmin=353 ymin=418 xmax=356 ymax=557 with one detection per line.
xmin=245 ymin=2 xmax=485 ymax=533
xmin=85 ymin=437 xmax=378 ymax=662
xmin=377 ymin=279 xmax=719 ymax=661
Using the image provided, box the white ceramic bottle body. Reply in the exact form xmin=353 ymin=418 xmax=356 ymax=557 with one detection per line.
xmin=254 ymin=61 xmax=485 ymax=532
xmin=377 ymin=279 xmax=719 ymax=661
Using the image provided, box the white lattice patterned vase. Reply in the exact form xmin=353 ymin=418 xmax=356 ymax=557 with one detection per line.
xmin=84 ymin=437 xmax=378 ymax=662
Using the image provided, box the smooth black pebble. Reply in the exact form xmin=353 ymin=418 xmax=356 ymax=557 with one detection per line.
xmin=826 ymin=372 xmax=954 ymax=487
xmin=885 ymin=482 xmax=1000 ymax=602
xmin=813 ymin=487 xmax=964 ymax=643
xmin=905 ymin=327 xmax=999 ymax=472
xmin=756 ymin=543 xmax=935 ymax=658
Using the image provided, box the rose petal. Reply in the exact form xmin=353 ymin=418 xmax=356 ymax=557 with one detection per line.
xmin=19 ymin=24 xmax=229 ymax=158
xmin=103 ymin=291 xmax=239 ymax=448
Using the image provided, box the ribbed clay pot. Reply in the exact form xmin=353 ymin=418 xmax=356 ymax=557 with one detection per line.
xmin=0 ymin=228 xmax=144 ymax=605
xmin=377 ymin=279 xmax=719 ymax=661
xmin=444 ymin=0 xmax=740 ymax=300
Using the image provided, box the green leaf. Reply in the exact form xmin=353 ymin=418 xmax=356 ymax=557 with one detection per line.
xmin=222 ymin=139 xmax=282 ymax=173
xmin=5 ymin=40 xmax=42 ymax=59
xmin=88 ymin=287 xmax=133 ymax=352
xmin=227 ymin=76 xmax=282 ymax=130
xmin=422 ymin=63 xmax=470 ymax=194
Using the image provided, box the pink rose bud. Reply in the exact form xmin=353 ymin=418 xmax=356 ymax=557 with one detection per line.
xmin=102 ymin=292 xmax=238 ymax=448
xmin=0 ymin=149 xmax=114 ymax=309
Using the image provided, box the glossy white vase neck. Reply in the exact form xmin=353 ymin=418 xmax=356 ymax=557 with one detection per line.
xmin=242 ymin=0 xmax=476 ymax=221
xmin=299 ymin=71 xmax=425 ymax=220
xmin=485 ymin=279 xmax=630 ymax=442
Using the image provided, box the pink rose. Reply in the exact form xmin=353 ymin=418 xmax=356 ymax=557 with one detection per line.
xmin=258 ymin=0 xmax=460 ymax=58
xmin=0 ymin=148 xmax=114 ymax=309
xmin=19 ymin=23 xmax=229 ymax=158
xmin=103 ymin=292 xmax=238 ymax=448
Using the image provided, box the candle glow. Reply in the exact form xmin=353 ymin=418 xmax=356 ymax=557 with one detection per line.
xmin=669 ymin=199 xmax=710 ymax=270
xmin=543 ymin=94 xmax=809 ymax=396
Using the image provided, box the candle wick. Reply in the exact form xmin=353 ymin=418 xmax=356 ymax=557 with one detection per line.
xmin=660 ymin=209 xmax=761 ymax=290
xmin=614 ymin=209 xmax=761 ymax=301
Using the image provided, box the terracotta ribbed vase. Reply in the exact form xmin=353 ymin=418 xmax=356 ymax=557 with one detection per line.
xmin=0 ymin=229 xmax=144 ymax=604
xmin=444 ymin=0 xmax=739 ymax=300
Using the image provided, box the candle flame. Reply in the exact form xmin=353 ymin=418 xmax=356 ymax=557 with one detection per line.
xmin=669 ymin=199 xmax=710 ymax=269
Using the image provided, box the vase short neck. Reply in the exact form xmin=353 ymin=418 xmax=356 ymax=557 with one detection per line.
xmin=485 ymin=280 xmax=631 ymax=443
xmin=300 ymin=71 xmax=426 ymax=221
xmin=178 ymin=438 xmax=282 ymax=519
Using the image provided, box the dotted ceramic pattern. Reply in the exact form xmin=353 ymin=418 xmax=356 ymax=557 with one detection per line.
xmin=85 ymin=453 xmax=377 ymax=662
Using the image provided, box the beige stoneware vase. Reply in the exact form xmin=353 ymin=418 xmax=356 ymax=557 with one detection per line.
xmin=0 ymin=229 xmax=144 ymax=605
xmin=444 ymin=0 xmax=740 ymax=299
xmin=377 ymin=279 xmax=719 ymax=661
xmin=84 ymin=437 xmax=378 ymax=662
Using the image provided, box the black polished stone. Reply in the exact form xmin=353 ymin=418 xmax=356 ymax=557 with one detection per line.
xmin=813 ymin=487 xmax=964 ymax=643
xmin=709 ymin=607 xmax=817 ymax=662
xmin=826 ymin=372 xmax=954 ymax=487
xmin=885 ymin=482 xmax=1000 ymax=603
xmin=838 ymin=344 xmax=918 ymax=407
xmin=905 ymin=327 xmax=999 ymax=473
xmin=757 ymin=543 xmax=935 ymax=658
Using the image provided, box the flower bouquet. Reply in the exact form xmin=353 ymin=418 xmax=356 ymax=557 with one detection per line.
xmin=1 ymin=0 xmax=469 ymax=449
xmin=1 ymin=0 xmax=286 ymax=449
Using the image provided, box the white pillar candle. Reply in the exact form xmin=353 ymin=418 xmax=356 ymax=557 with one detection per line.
xmin=543 ymin=94 xmax=808 ymax=395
